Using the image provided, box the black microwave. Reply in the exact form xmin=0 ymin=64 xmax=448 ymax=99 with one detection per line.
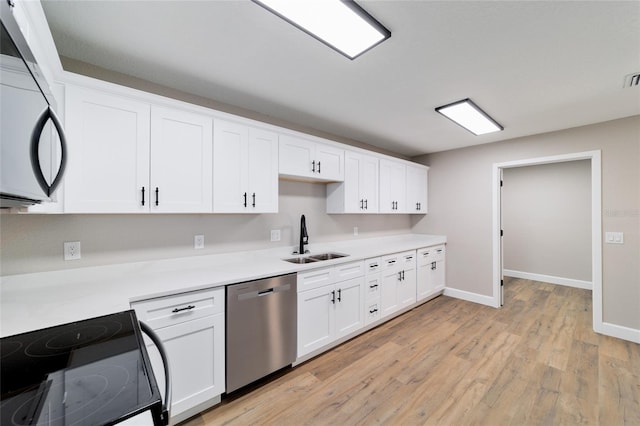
xmin=0 ymin=0 xmax=67 ymax=208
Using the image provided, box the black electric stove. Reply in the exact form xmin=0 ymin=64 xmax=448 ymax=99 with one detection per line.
xmin=0 ymin=310 xmax=163 ymax=426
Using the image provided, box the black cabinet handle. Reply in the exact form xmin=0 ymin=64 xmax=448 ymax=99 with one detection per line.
xmin=431 ymin=261 xmax=437 ymax=270
xmin=172 ymin=305 xmax=195 ymax=313
xmin=369 ymin=308 xmax=378 ymax=314
xmin=312 ymin=160 xmax=316 ymax=173
xmin=369 ymin=284 xmax=378 ymax=289
xmin=398 ymin=271 xmax=402 ymax=281
xmin=155 ymin=187 xmax=159 ymax=206
xmin=331 ymin=290 xmax=336 ymax=304
xmin=402 ymin=270 xmax=405 ymax=280
xmin=360 ymin=199 xmax=364 ymax=209
xmin=252 ymin=193 xmax=256 ymax=208
xmin=337 ymin=288 xmax=342 ymax=302
xmin=141 ymin=187 xmax=145 ymax=206
xmin=369 ymin=263 xmax=378 ymax=269
xmin=243 ymin=192 xmax=247 ymax=207
xmin=365 ymin=199 xmax=368 ymax=210
xmin=388 ymin=259 xmax=396 ymax=265
xmin=318 ymin=161 xmax=321 ymax=173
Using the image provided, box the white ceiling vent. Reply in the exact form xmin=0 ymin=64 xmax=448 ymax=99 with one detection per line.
xmin=623 ymin=72 xmax=640 ymax=88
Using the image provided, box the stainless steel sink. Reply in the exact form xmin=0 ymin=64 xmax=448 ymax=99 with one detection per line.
xmin=283 ymin=252 xmax=348 ymax=264
xmin=309 ymin=252 xmax=348 ymax=261
xmin=283 ymin=257 xmax=319 ymax=264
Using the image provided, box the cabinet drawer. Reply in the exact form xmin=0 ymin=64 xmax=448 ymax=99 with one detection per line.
xmin=298 ymin=267 xmax=335 ymax=292
xmin=365 ymin=300 xmax=381 ymax=325
xmin=382 ymin=251 xmax=414 ymax=269
xmin=382 ymin=254 xmax=400 ymax=270
xmin=418 ymin=245 xmax=445 ymax=265
xmin=365 ymin=274 xmax=381 ymax=301
xmin=365 ymin=257 xmax=381 ymax=274
xmin=334 ymin=260 xmax=364 ymax=282
xmin=131 ymin=287 xmax=224 ymax=330
xmin=400 ymin=251 xmax=416 ymax=266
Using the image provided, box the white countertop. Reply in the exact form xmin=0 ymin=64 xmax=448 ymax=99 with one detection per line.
xmin=0 ymin=234 xmax=445 ymax=337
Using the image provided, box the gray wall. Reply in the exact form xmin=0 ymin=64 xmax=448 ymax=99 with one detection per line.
xmin=412 ymin=115 xmax=640 ymax=330
xmin=502 ymin=160 xmax=591 ymax=282
xmin=0 ymin=180 xmax=411 ymax=275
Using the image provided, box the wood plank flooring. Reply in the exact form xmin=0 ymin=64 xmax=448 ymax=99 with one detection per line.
xmin=181 ymin=278 xmax=640 ymax=425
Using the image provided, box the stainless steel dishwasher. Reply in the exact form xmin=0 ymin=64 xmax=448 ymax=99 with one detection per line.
xmin=226 ymin=273 xmax=297 ymax=393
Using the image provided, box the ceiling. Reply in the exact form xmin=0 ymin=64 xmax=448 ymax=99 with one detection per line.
xmin=41 ymin=1 xmax=640 ymax=157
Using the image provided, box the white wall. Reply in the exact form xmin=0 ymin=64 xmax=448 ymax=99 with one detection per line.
xmin=412 ymin=116 xmax=640 ymax=331
xmin=502 ymin=160 xmax=591 ymax=283
xmin=0 ymin=180 xmax=412 ymax=275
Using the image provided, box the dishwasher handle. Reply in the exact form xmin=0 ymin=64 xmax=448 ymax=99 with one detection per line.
xmin=236 ymin=283 xmax=291 ymax=301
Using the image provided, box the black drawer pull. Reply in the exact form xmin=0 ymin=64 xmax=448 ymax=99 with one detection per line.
xmin=369 ymin=284 xmax=378 ymax=289
xmin=369 ymin=308 xmax=378 ymax=314
xmin=243 ymin=192 xmax=247 ymax=207
xmin=172 ymin=305 xmax=195 ymax=313
xmin=141 ymin=187 xmax=145 ymax=206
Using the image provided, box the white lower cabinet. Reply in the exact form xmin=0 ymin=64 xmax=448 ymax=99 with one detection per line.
xmin=297 ymin=261 xmax=364 ymax=358
xmin=417 ymin=245 xmax=446 ymax=301
xmin=380 ymin=251 xmax=417 ymax=318
xmin=131 ymin=288 xmax=225 ymax=425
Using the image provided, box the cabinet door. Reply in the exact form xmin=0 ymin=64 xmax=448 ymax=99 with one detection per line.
xmin=64 ymin=86 xmax=150 ymax=213
xmin=406 ymin=165 xmax=428 ymax=214
xmin=213 ymin=119 xmax=248 ymax=212
xmin=315 ymin=143 xmax=344 ymax=181
xmin=150 ymin=106 xmax=213 ymax=213
xmin=417 ymin=258 xmax=446 ymax=300
xmin=247 ymin=127 xmax=278 ymax=212
xmin=359 ymin=153 xmax=379 ymax=213
xmin=279 ymin=134 xmax=315 ymax=178
xmin=335 ymin=277 xmax=364 ymax=339
xmin=145 ymin=314 xmax=225 ymax=420
xmin=398 ymin=253 xmax=417 ymax=308
xmin=379 ymin=159 xmax=406 ymax=214
xmin=380 ymin=266 xmax=401 ymax=318
xmin=297 ymin=285 xmax=334 ymax=357
xmin=341 ymin=152 xmax=361 ymax=212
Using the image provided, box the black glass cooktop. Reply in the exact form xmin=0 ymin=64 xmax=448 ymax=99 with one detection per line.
xmin=0 ymin=310 xmax=162 ymax=426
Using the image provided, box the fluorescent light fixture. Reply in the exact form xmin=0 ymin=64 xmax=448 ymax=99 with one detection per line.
xmin=253 ymin=0 xmax=391 ymax=59
xmin=435 ymin=98 xmax=503 ymax=136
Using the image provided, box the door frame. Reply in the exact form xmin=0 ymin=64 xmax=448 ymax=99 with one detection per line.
xmin=491 ymin=150 xmax=602 ymax=332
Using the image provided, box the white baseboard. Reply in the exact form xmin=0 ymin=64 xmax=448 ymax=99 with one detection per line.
xmin=444 ymin=287 xmax=499 ymax=308
xmin=503 ymin=269 xmax=592 ymax=290
xmin=594 ymin=321 xmax=640 ymax=344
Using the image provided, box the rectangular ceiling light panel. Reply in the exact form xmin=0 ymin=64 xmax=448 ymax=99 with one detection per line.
xmin=254 ymin=0 xmax=391 ymax=59
xmin=435 ymin=99 xmax=503 ymax=136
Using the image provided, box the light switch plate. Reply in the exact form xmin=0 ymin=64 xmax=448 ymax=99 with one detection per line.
xmin=270 ymin=229 xmax=281 ymax=242
xmin=194 ymin=235 xmax=205 ymax=249
xmin=605 ymin=232 xmax=624 ymax=244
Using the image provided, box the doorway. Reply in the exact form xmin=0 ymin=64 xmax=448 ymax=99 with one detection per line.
xmin=492 ymin=150 xmax=603 ymax=332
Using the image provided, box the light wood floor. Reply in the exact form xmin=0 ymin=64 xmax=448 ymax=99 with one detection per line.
xmin=181 ymin=278 xmax=640 ymax=425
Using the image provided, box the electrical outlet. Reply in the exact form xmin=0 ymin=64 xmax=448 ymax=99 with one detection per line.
xmin=353 ymin=226 xmax=359 ymax=236
xmin=194 ymin=235 xmax=205 ymax=249
xmin=270 ymin=229 xmax=281 ymax=242
xmin=64 ymin=241 xmax=81 ymax=261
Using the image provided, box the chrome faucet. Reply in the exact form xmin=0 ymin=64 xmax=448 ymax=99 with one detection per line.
xmin=299 ymin=214 xmax=309 ymax=255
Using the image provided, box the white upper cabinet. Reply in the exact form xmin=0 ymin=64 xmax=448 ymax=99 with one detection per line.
xmin=150 ymin=106 xmax=213 ymax=213
xmin=213 ymin=119 xmax=278 ymax=213
xmin=406 ymin=164 xmax=428 ymax=214
xmin=326 ymin=151 xmax=379 ymax=214
xmin=379 ymin=159 xmax=406 ymax=214
xmin=64 ymin=85 xmax=151 ymax=213
xmin=64 ymin=85 xmax=213 ymax=213
xmin=279 ymin=134 xmax=344 ymax=182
